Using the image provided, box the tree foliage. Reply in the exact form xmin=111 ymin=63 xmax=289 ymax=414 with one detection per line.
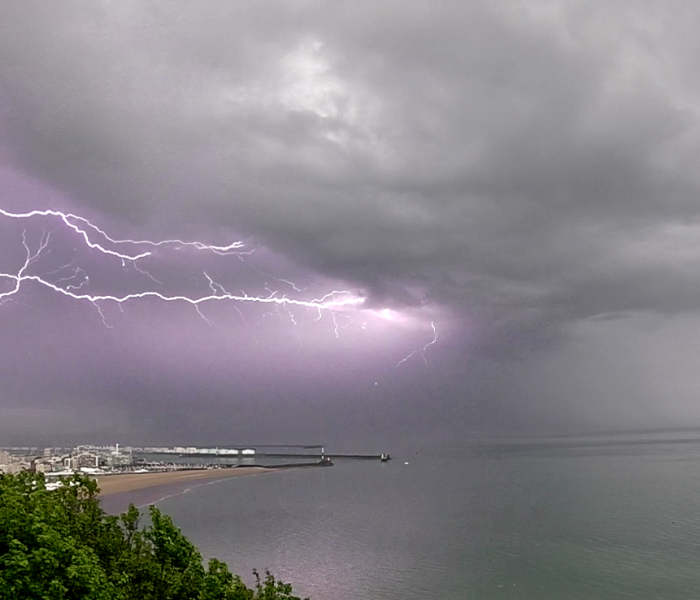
xmin=0 ymin=471 xmax=308 ymax=600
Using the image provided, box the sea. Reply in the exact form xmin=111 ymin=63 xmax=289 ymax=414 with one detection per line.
xmin=103 ymin=430 xmax=700 ymax=600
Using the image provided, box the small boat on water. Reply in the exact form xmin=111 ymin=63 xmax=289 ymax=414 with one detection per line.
xmin=380 ymin=453 xmax=391 ymax=462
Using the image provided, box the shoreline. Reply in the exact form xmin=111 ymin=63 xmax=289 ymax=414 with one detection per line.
xmin=94 ymin=467 xmax=272 ymax=496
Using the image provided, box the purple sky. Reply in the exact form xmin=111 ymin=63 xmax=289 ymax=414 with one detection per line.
xmin=3 ymin=2 xmax=700 ymax=447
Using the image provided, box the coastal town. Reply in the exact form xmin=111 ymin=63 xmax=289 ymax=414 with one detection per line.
xmin=0 ymin=443 xmax=390 ymax=495
xmin=0 ymin=444 xmax=282 ymax=496
xmin=0 ymin=444 xmax=260 ymax=481
xmin=0 ymin=444 xmax=265 ymax=476
xmin=0 ymin=445 xmax=134 ymax=475
xmin=0 ymin=444 xmax=389 ymax=475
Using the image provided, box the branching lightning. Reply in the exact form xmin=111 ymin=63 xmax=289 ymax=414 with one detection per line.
xmin=396 ymin=321 xmax=438 ymax=367
xmin=1 ymin=207 xmax=441 ymax=367
xmin=0 ymin=208 xmax=363 ymax=329
xmin=0 ymin=208 xmax=250 ymax=259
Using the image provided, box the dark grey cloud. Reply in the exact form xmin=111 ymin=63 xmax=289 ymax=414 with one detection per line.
xmin=3 ymin=1 xmax=700 ymax=438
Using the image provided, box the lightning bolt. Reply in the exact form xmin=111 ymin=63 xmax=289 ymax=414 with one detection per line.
xmin=0 ymin=208 xmax=364 ymax=329
xmin=2 ymin=206 xmax=439 ymax=371
xmin=395 ymin=321 xmax=438 ymax=367
xmin=0 ymin=208 xmax=250 ymax=259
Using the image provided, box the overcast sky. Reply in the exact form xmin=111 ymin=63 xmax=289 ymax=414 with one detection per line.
xmin=2 ymin=1 xmax=700 ymax=448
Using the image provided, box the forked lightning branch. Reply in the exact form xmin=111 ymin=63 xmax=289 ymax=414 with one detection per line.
xmin=0 ymin=207 xmax=437 ymax=364
xmin=0 ymin=208 xmax=363 ymax=327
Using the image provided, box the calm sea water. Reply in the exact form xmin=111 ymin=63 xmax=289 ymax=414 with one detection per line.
xmin=114 ymin=432 xmax=700 ymax=599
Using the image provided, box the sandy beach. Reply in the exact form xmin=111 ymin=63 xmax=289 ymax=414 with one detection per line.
xmin=95 ymin=467 xmax=271 ymax=496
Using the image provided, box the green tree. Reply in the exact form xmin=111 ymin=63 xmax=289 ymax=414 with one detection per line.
xmin=0 ymin=472 xmax=308 ymax=600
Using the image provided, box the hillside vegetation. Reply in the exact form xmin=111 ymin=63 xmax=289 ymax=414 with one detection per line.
xmin=0 ymin=472 xmax=307 ymax=600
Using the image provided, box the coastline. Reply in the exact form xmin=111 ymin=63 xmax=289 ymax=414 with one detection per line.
xmin=95 ymin=467 xmax=272 ymax=496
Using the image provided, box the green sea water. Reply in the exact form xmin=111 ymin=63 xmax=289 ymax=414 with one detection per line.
xmin=110 ymin=431 xmax=700 ymax=599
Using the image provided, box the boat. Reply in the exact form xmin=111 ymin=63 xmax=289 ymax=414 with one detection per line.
xmin=380 ymin=453 xmax=391 ymax=462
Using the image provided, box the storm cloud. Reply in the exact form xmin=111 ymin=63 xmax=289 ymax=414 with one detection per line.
xmin=2 ymin=1 xmax=700 ymax=443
